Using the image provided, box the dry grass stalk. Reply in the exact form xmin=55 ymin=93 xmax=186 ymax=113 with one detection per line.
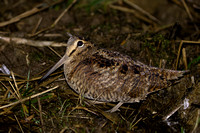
xmin=31 ymin=0 xmax=77 ymax=37
xmin=109 ymin=4 xmax=155 ymax=25
xmin=162 ymin=104 xmax=183 ymax=121
xmin=124 ymin=0 xmax=161 ymax=24
xmin=181 ymin=0 xmax=199 ymax=31
xmin=175 ymin=40 xmax=200 ymax=69
xmin=10 ymin=72 xmax=21 ymax=99
xmin=52 ymin=0 xmax=77 ymax=27
xmin=8 ymin=81 xmax=20 ymax=99
xmin=0 ymin=0 xmax=65 ymax=27
xmin=1 ymin=81 xmax=18 ymax=100
xmin=14 ymin=114 xmax=24 ymax=133
xmin=182 ymin=48 xmax=188 ymax=70
xmin=37 ymin=97 xmax=45 ymax=133
xmin=39 ymin=74 xmax=63 ymax=87
xmin=154 ymin=23 xmax=174 ymax=33
xmin=48 ymin=46 xmax=62 ymax=58
xmin=130 ymin=117 xmax=143 ymax=130
xmin=0 ymin=86 xmax=58 ymax=110
xmin=71 ymin=106 xmax=98 ymax=115
xmin=170 ymin=0 xmax=182 ymax=7
xmin=10 ymin=72 xmax=28 ymax=116
xmin=32 ymin=17 xmax=43 ymax=34
xmin=60 ymin=126 xmax=77 ymax=133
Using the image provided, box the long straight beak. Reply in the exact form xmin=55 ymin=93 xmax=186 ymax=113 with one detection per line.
xmin=39 ymin=55 xmax=68 ymax=82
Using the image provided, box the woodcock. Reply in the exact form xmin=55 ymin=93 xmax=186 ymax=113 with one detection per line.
xmin=41 ymin=33 xmax=188 ymax=112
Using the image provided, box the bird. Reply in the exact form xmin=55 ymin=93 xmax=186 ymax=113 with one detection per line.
xmin=40 ymin=33 xmax=188 ymax=112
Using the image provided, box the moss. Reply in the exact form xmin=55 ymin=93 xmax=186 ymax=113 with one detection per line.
xmin=30 ymin=52 xmax=43 ymax=61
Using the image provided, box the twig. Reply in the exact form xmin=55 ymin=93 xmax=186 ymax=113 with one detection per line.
xmin=124 ymin=0 xmax=161 ymax=24
xmin=0 ymin=0 xmax=64 ymax=27
xmin=0 ymin=36 xmax=68 ymax=47
xmin=109 ymin=4 xmax=155 ymax=25
xmin=0 ymin=86 xmax=58 ymax=110
xmin=181 ymin=0 xmax=199 ymax=31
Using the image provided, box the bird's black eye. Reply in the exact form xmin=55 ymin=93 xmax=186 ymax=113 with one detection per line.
xmin=77 ymin=41 xmax=84 ymax=47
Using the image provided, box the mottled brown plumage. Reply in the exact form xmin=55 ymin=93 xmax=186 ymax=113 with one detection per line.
xmin=41 ymin=33 xmax=188 ymax=112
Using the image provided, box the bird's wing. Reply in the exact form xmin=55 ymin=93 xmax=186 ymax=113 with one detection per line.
xmin=68 ymin=48 xmax=188 ymax=102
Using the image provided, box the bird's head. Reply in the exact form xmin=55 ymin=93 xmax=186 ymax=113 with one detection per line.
xmin=66 ymin=33 xmax=93 ymax=58
xmin=40 ymin=33 xmax=94 ymax=81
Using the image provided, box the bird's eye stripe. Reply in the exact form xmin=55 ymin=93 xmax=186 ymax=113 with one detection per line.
xmin=69 ymin=49 xmax=76 ymax=57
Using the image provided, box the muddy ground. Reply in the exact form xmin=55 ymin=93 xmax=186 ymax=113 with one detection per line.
xmin=0 ymin=0 xmax=200 ymax=132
